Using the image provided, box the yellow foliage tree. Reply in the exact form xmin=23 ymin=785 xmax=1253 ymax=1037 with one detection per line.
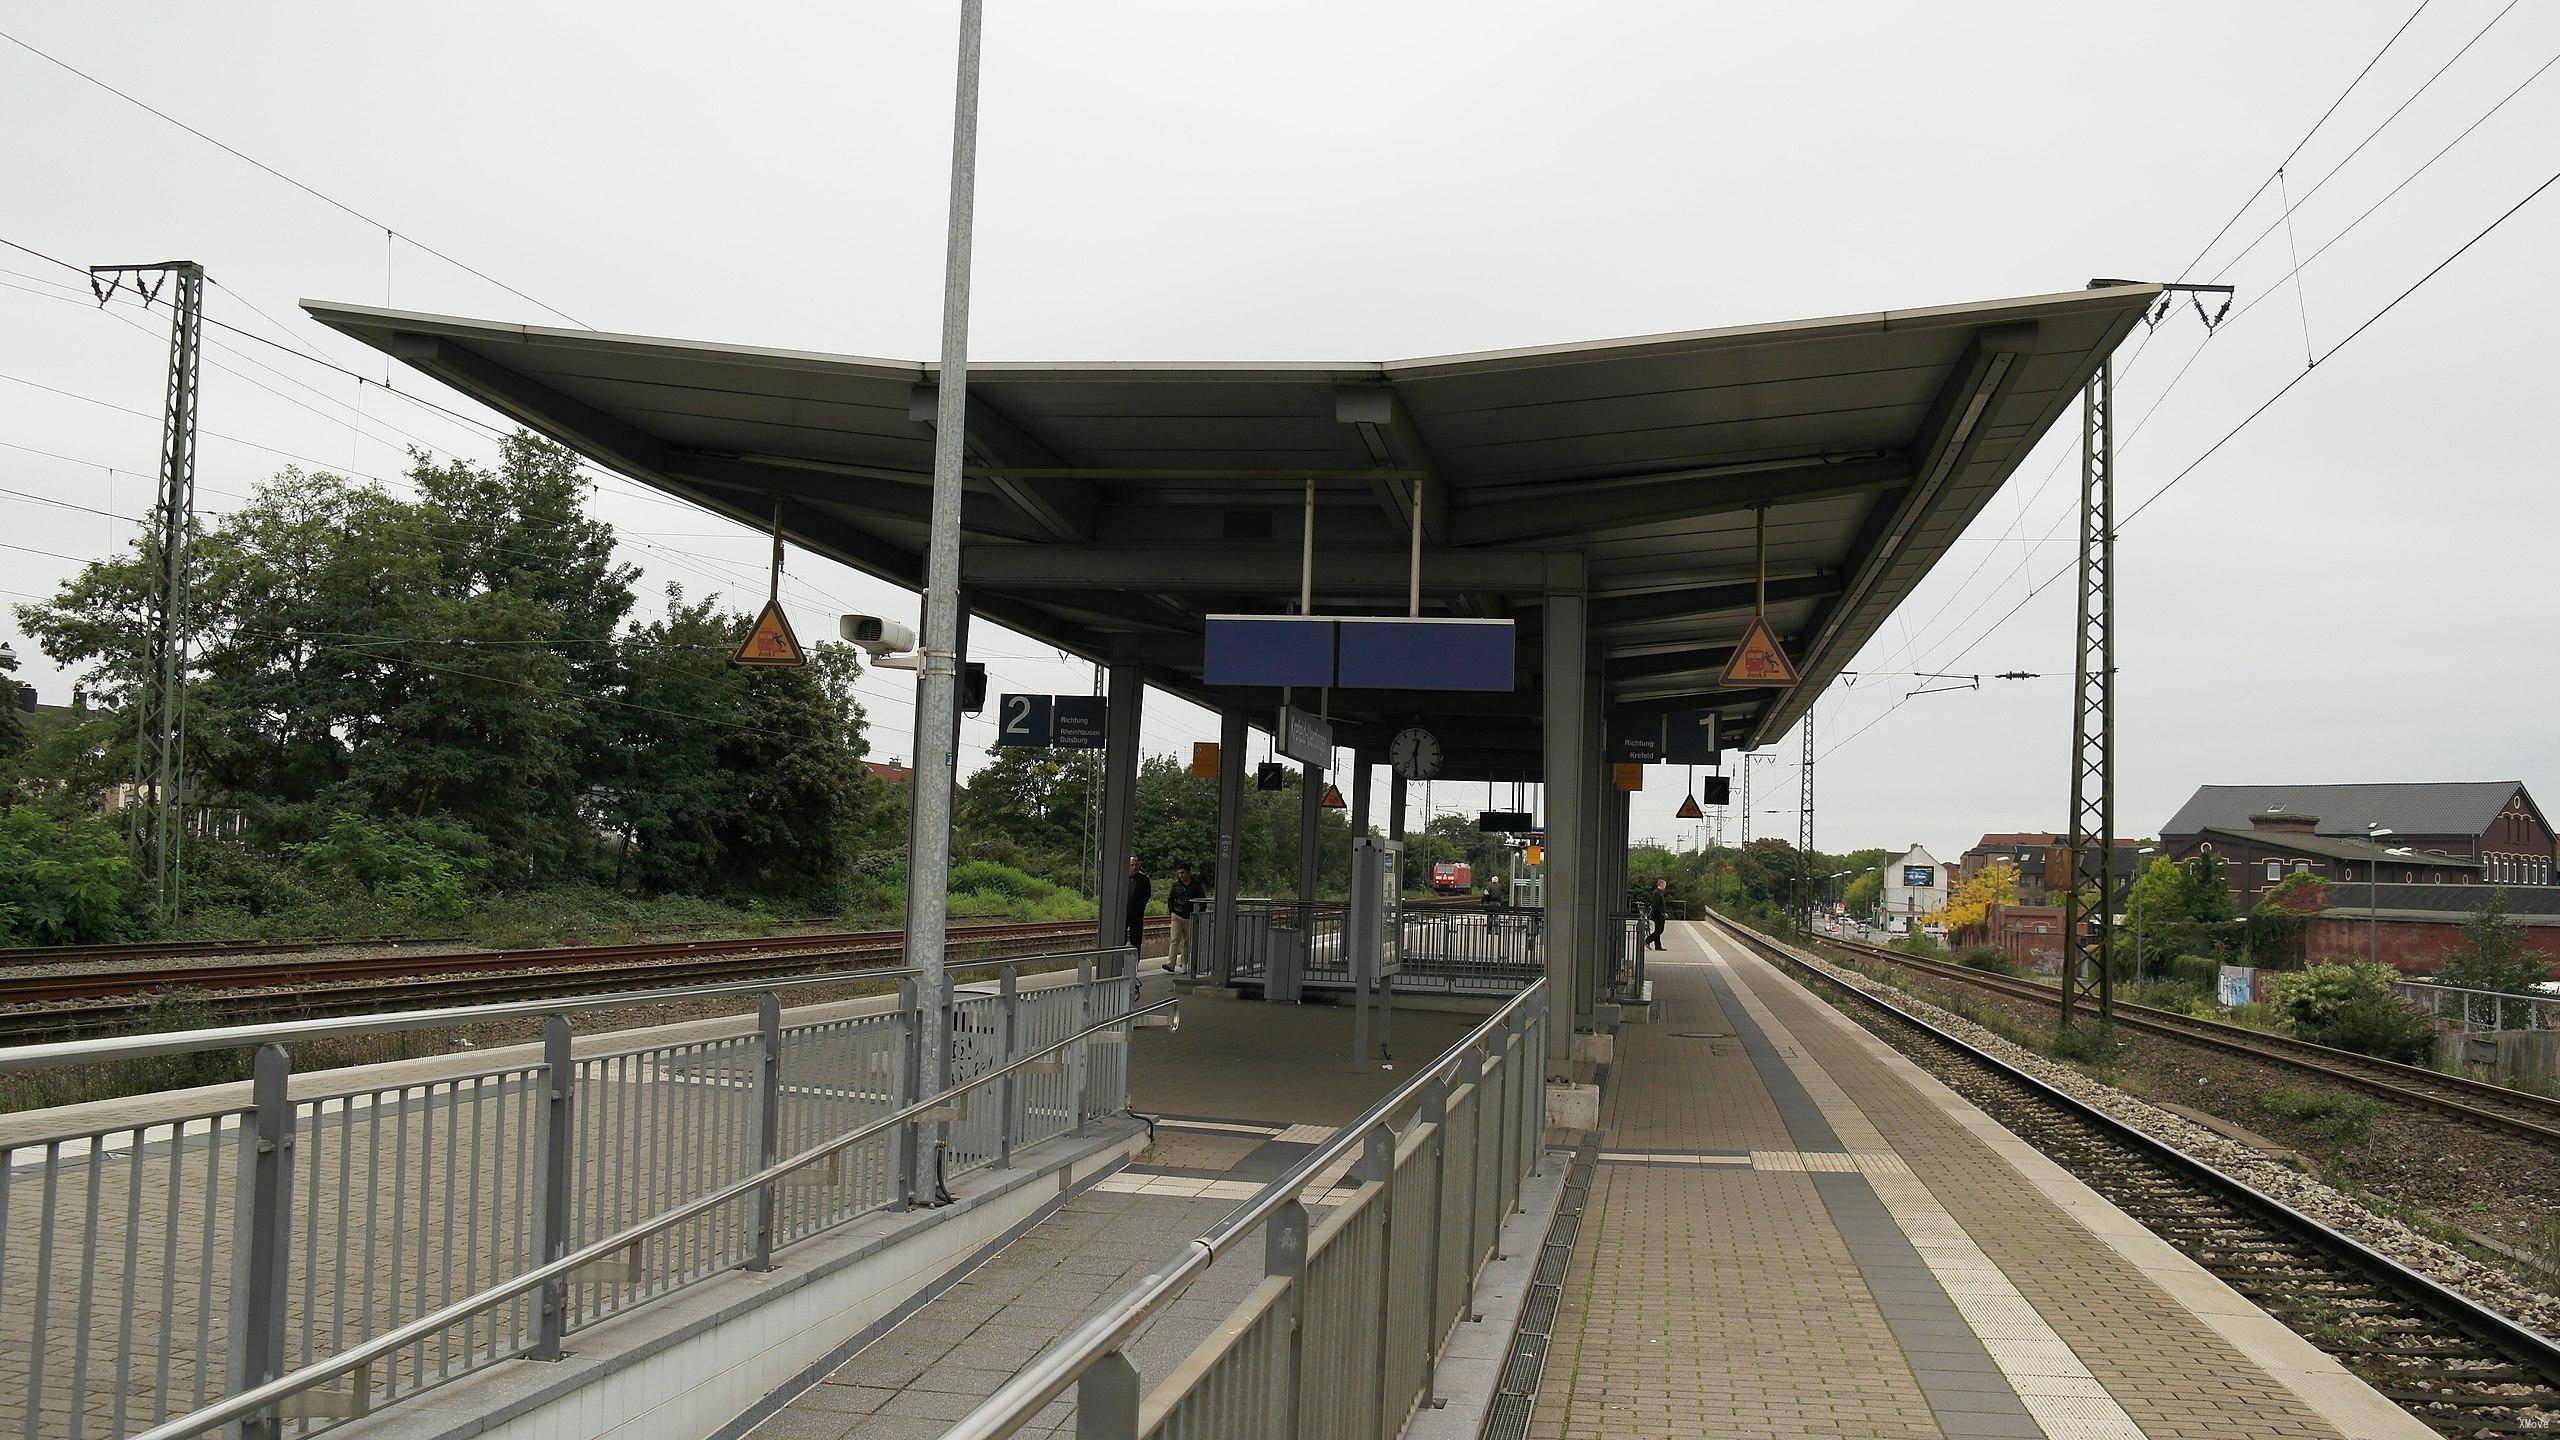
xmin=1926 ymin=861 xmax=2018 ymax=934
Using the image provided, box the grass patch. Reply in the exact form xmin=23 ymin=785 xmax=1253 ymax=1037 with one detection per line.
xmin=2257 ymin=1086 xmax=2382 ymax=1149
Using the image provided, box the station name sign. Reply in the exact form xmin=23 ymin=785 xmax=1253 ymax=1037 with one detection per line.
xmin=1277 ymin=704 xmax=1333 ymax=770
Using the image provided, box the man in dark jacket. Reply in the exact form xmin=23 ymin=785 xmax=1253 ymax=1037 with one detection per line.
xmin=1124 ymin=855 xmax=1151 ymax=953
xmin=1166 ymin=863 xmax=1207 ymax=971
xmin=1646 ymin=878 xmax=1670 ymax=950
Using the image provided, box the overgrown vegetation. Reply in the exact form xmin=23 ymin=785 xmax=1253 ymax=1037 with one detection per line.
xmin=2267 ymin=962 xmax=2434 ymax=1062
xmin=2435 ymin=889 xmax=2554 ymax=1028
xmin=2258 ymin=1085 xmax=2383 ymax=1150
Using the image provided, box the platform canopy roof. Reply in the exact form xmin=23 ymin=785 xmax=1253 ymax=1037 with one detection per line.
xmin=309 ymin=282 xmax=2158 ymax=778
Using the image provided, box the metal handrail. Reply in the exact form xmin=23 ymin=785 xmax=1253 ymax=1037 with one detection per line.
xmin=115 ymin=991 xmax=1179 ymax=1440
xmin=938 ymin=977 xmax=1550 ymax=1440
xmin=0 ymin=944 xmax=1138 ymax=1073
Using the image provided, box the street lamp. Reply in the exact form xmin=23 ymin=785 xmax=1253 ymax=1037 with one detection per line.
xmin=2364 ymin=825 xmax=2393 ymax=965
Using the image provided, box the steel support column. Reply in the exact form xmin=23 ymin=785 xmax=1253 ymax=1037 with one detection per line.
xmin=1540 ymin=565 xmax=1588 ymax=1064
xmin=1349 ymin=751 xmax=1372 ymax=840
xmin=1095 ymin=650 xmax=1144 ymax=975
xmin=2062 ymin=356 xmax=2117 ymax=1031
xmin=1388 ymin=770 xmax=1408 ymax=842
xmin=1798 ymin=712 xmax=1816 ymax=932
xmin=1580 ymin=668 xmax=1607 ymax=1024
xmin=1296 ymin=757 xmax=1322 ymax=934
xmin=1211 ymin=702 xmax=1246 ymax=987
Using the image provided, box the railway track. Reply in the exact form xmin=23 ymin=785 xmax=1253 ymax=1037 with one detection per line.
xmin=0 ymin=919 xmax=1159 ymax=1046
xmin=1809 ymin=929 xmax=2560 ymax=1149
xmin=1707 ymin=912 xmax=2560 ymax=1438
xmin=0 ymin=918 xmax=838 ymax=969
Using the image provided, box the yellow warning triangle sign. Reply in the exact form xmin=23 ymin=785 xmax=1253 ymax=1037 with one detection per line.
xmin=1676 ymin=793 xmax=1704 ymax=819
xmin=732 ymin=599 xmax=807 ymax=668
xmin=1719 ymin=614 xmax=1798 ymax=688
xmin=1321 ymin=784 xmax=1346 ymax=810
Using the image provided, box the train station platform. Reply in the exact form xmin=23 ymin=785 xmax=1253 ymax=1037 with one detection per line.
xmin=1520 ymin=921 xmax=2429 ymax=1440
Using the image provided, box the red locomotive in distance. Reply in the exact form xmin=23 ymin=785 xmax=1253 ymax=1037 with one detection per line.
xmin=1429 ymin=861 xmax=1473 ymax=894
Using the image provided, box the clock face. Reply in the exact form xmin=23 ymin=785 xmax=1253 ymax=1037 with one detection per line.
xmin=1390 ymin=727 xmax=1443 ymax=780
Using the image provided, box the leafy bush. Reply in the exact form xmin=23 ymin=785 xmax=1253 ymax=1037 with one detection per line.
xmin=0 ymin=804 xmax=136 ymax=943
xmin=2167 ymin=954 xmax=2221 ymax=992
xmin=286 ymin=813 xmax=484 ymax=926
xmin=2126 ymin=978 xmax=2208 ymax=1012
xmin=1951 ymin=945 xmax=2023 ymax=975
xmin=1888 ymin=932 xmax=1943 ymax=958
xmin=2268 ymin=962 xmax=2432 ymax=1061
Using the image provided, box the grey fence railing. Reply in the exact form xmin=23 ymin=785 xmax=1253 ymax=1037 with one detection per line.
xmin=2395 ymin=979 xmax=2560 ymax=1033
xmin=0 ymin=946 xmax=1145 ymax=1440
xmin=935 ymin=977 xmax=1551 ymax=1440
xmin=1194 ymin=901 xmax=1544 ymax=997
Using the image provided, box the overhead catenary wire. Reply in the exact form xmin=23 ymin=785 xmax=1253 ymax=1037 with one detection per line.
xmin=0 ymin=31 xmax=591 ymax=328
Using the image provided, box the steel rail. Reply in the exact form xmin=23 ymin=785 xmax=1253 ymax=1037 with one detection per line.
xmin=937 ymin=977 xmax=1551 ymax=1440
xmin=4 ymin=918 xmax=1162 ymax=1001
xmin=112 ymin=993 xmax=1179 ymax=1440
xmin=0 ymin=945 xmax=1139 ymax=1073
xmin=1820 ymin=931 xmax=2560 ymax=1146
xmin=1708 ymin=912 xmax=2560 ymax=1374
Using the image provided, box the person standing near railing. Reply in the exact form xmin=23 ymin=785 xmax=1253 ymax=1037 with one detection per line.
xmin=1166 ymin=862 xmax=1205 ymax=971
xmin=1124 ymin=854 xmax=1151 ymax=953
xmin=1646 ymin=877 xmax=1670 ymax=951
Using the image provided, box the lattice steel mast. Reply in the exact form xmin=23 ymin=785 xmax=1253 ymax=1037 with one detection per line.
xmin=95 ymin=261 xmax=205 ymax=921
xmin=2060 ymin=355 xmax=2115 ymax=1031
xmin=1797 ymin=710 xmax=1815 ymax=932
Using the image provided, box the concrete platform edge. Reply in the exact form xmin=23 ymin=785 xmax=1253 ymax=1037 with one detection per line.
xmin=1742 ymin=929 xmax=2438 ymax=1440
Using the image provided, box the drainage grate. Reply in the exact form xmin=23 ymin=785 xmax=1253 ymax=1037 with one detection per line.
xmin=1669 ymin=1031 xmax=1733 ymax=1040
xmin=1479 ymin=1136 xmax=1599 ymax=1440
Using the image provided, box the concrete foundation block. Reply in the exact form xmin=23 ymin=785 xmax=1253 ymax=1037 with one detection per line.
xmin=1570 ymin=1030 xmax=1614 ymax=1066
xmin=1545 ymin=1083 xmax=1600 ymax=1131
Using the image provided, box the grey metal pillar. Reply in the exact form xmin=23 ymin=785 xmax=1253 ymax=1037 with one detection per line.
xmin=1095 ymin=647 xmax=1144 ymax=973
xmin=1349 ymin=752 xmax=1372 ymax=839
xmin=1295 ymin=759 xmax=1322 ymax=932
xmin=1211 ymin=702 xmax=1246 ymax=987
xmin=901 ymin=0 xmax=985 ymax=1171
xmin=1388 ymin=771 xmax=1408 ymax=843
xmin=1540 ymin=557 xmax=1588 ymax=1064
xmin=1580 ymin=669 xmax=1607 ymax=1026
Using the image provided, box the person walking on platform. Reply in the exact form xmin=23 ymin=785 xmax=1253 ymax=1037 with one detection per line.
xmin=1482 ymin=875 xmax=1504 ymax=912
xmin=1646 ymin=877 xmax=1670 ymax=950
xmin=1124 ymin=855 xmax=1152 ymax=955
xmin=1166 ymin=862 xmax=1206 ymax=971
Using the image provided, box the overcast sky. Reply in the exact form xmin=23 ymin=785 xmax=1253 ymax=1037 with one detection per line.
xmin=5 ymin=1 xmax=2555 ymax=866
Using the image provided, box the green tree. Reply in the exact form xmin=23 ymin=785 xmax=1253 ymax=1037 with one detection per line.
xmin=0 ymin=643 xmax=25 ymax=762
xmin=2436 ymin=889 xmax=2552 ymax=1028
xmin=0 ymin=804 xmax=135 ymax=943
xmin=2267 ymin=961 xmax=2432 ymax=1061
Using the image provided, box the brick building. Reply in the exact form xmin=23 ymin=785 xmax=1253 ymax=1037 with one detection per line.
xmin=2161 ymin=781 xmax=2550 ymax=906
xmin=2308 ymin=882 xmax=2560 ymax=975
xmin=1954 ymin=833 xmax=2147 ymax=906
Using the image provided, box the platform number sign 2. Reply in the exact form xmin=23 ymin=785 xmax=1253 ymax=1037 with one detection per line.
xmin=996 ymin=694 xmax=1054 ymax=748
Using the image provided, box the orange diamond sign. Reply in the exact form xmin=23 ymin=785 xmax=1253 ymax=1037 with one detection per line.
xmin=1321 ymin=784 xmax=1346 ymax=810
xmin=732 ymin=599 xmax=807 ymax=668
xmin=1676 ymin=793 xmax=1704 ymax=819
xmin=1719 ymin=615 xmax=1798 ymax=687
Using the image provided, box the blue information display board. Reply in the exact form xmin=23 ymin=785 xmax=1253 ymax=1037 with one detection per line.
xmin=1335 ymin=618 xmax=1515 ymax=691
xmin=1203 ymin=615 xmax=1334 ymax=687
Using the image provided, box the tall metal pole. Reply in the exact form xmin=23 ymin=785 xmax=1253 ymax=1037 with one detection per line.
xmin=2061 ymin=355 xmax=2116 ymax=1032
xmin=905 ymin=0 xmax=986 ymax=1114
xmin=1797 ymin=711 xmax=1815 ymax=932
xmin=98 ymin=261 xmax=203 ymax=923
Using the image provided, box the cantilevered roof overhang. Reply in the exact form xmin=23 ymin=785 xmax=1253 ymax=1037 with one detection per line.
xmin=308 ymin=282 xmax=2158 ymax=777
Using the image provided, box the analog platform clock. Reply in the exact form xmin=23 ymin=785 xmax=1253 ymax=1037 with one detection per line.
xmin=1389 ymin=727 xmax=1444 ymax=781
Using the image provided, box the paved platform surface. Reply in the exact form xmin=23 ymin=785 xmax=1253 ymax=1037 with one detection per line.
xmin=750 ymin=987 xmax=1484 ymax=1439
xmin=1526 ymin=921 xmax=2429 ymax=1440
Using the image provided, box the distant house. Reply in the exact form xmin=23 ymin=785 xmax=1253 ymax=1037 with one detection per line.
xmin=1954 ymin=833 xmax=2147 ymax=906
xmin=1877 ymin=844 xmax=1947 ymax=932
xmin=2161 ymin=782 xmax=2549 ymax=907
xmin=864 ymin=760 xmax=915 ymax=785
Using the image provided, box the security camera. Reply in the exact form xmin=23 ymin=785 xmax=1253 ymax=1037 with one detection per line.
xmin=840 ymin=614 xmax=920 ymax=669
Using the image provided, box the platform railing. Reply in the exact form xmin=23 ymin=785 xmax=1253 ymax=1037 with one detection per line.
xmin=2394 ymin=978 xmax=2560 ymax=1033
xmin=1380 ymin=908 xmax=1545 ymax=993
xmin=935 ymin=977 xmax=1550 ymax=1440
xmin=0 ymin=945 xmax=1145 ymax=1440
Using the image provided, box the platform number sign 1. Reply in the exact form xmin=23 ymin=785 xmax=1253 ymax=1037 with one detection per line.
xmin=996 ymin=694 xmax=1054 ymax=748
